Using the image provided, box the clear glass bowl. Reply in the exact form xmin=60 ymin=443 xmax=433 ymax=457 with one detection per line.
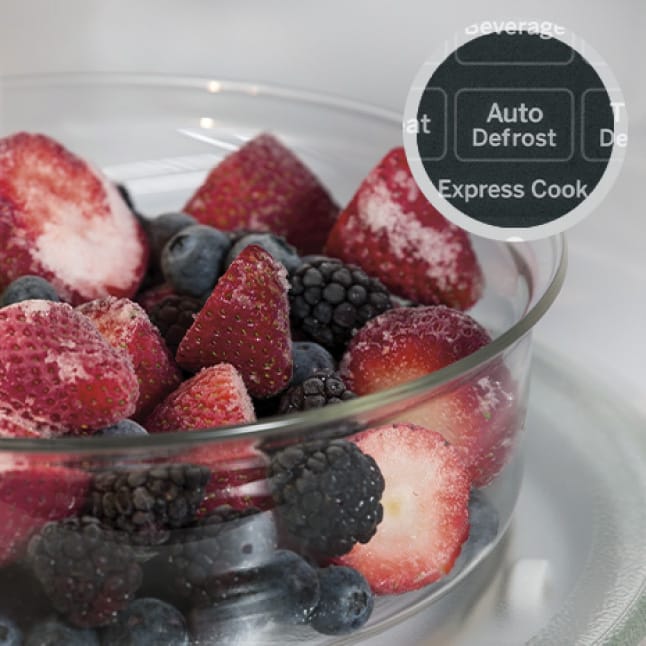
xmin=0 ymin=74 xmax=566 ymax=643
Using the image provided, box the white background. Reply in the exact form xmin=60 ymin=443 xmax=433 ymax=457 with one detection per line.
xmin=1 ymin=0 xmax=643 ymax=415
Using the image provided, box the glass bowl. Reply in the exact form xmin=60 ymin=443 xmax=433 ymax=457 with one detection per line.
xmin=0 ymin=73 xmax=566 ymax=644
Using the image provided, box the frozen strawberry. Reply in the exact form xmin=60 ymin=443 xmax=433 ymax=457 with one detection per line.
xmin=0 ymin=463 xmax=89 ymax=566
xmin=325 ymin=147 xmax=483 ymax=309
xmin=144 ymin=363 xmax=256 ymax=435
xmin=0 ymin=132 xmax=148 ymax=305
xmin=337 ymin=423 xmax=470 ymax=594
xmin=184 ymin=133 xmax=339 ymax=255
xmin=176 ymin=245 xmax=292 ymax=398
xmin=0 ymin=300 xmax=139 ymax=436
xmin=339 ymin=306 xmax=517 ymax=486
xmin=135 ymin=282 xmax=178 ymax=315
xmin=77 ymin=297 xmax=182 ymax=420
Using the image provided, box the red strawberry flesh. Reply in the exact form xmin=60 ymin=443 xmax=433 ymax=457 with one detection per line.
xmin=325 ymin=147 xmax=483 ymax=309
xmin=176 ymin=245 xmax=292 ymax=398
xmin=184 ymin=133 xmax=339 ymax=255
xmin=338 ymin=423 xmax=471 ymax=594
xmin=0 ymin=132 xmax=148 ymax=305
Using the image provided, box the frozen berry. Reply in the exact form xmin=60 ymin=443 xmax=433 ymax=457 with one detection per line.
xmin=27 ymin=516 xmax=142 ymax=628
xmin=100 ymin=598 xmax=189 ymax=646
xmin=0 ymin=275 xmax=60 ymax=307
xmin=86 ymin=464 xmax=210 ymax=546
xmin=225 ymin=232 xmax=301 ymax=273
xmin=270 ymin=439 xmax=384 ymax=558
xmin=290 ymin=341 xmax=336 ymax=387
xmin=289 ymin=256 xmax=392 ymax=353
xmin=278 ymin=369 xmax=355 ymax=414
xmin=144 ymin=211 xmax=197 ymax=266
xmin=0 ymin=613 xmax=21 ymax=646
xmin=94 ymin=419 xmax=148 ymax=437
xmin=161 ymin=224 xmax=231 ymax=298
xmin=309 ymin=566 xmax=374 ymax=635
xmin=148 ymin=295 xmax=203 ymax=355
xmin=26 ymin=620 xmax=98 ymax=646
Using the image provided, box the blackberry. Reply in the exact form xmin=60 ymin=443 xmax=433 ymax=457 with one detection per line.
xmin=100 ymin=598 xmax=189 ymax=646
xmin=0 ymin=275 xmax=60 ymax=307
xmin=289 ymin=256 xmax=392 ymax=353
xmin=157 ymin=506 xmax=276 ymax=609
xmin=270 ymin=439 xmax=384 ymax=558
xmin=26 ymin=516 xmax=142 ymax=628
xmin=86 ymin=464 xmax=210 ymax=546
xmin=148 ymin=295 xmax=203 ymax=355
xmin=278 ymin=369 xmax=355 ymax=414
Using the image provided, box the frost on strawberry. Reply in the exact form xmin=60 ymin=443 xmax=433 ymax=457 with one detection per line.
xmin=0 ymin=300 xmax=139 ymax=437
xmin=325 ymin=147 xmax=483 ymax=309
xmin=338 ymin=423 xmax=471 ymax=594
xmin=0 ymin=132 xmax=149 ymax=305
xmin=184 ymin=133 xmax=339 ymax=255
xmin=176 ymin=245 xmax=293 ymax=398
xmin=340 ymin=306 xmax=518 ymax=486
xmin=77 ymin=297 xmax=182 ymax=420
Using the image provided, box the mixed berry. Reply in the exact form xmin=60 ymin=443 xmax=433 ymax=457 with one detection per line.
xmin=0 ymin=130 xmax=517 ymax=642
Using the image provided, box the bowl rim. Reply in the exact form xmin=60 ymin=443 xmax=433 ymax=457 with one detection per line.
xmin=0 ymin=72 xmax=568 ymax=453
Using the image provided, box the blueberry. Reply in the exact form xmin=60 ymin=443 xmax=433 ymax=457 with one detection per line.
xmin=115 ymin=183 xmax=136 ymax=210
xmin=94 ymin=419 xmax=148 ymax=437
xmin=161 ymin=224 xmax=231 ymax=298
xmin=0 ymin=613 xmax=21 ymax=646
xmin=290 ymin=341 xmax=336 ymax=387
xmin=26 ymin=619 xmax=98 ymax=646
xmin=205 ymin=550 xmax=319 ymax=625
xmin=144 ymin=212 xmax=198 ymax=266
xmin=100 ymin=598 xmax=188 ymax=646
xmin=0 ymin=276 xmax=60 ymax=307
xmin=309 ymin=566 xmax=374 ymax=635
xmin=225 ymin=232 xmax=301 ymax=273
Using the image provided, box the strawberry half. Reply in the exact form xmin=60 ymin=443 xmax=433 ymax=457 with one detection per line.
xmin=0 ymin=132 xmax=148 ymax=305
xmin=144 ymin=363 xmax=256 ymax=435
xmin=340 ymin=306 xmax=518 ymax=486
xmin=0 ymin=462 xmax=90 ymax=566
xmin=337 ymin=423 xmax=471 ymax=594
xmin=0 ymin=300 xmax=139 ymax=436
xmin=184 ymin=133 xmax=339 ymax=255
xmin=325 ymin=147 xmax=483 ymax=309
xmin=77 ymin=297 xmax=182 ymax=421
xmin=176 ymin=245 xmax=292 ymax=398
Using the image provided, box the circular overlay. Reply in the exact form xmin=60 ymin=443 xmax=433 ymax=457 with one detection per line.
xmin=403 ymin=24 xmax=628 ymax=240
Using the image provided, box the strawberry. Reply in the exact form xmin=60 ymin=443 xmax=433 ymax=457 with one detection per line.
xmin=337 ymin=423 xmax=471 ymax=594
xmin=324 ymin=147 xmax=483 ymax=309
xmin=0 ymin=462 xmax=90 ymax=566
xmin=144 ymin=363 xmax=256 ymax=435
xmin=176 ymin=245 xmax=292 ymax=398
xmin=77 ymin=297 xmax=182 ymax=420
xmin=339 ymin=306 xmax=518 ymax=486
xmin=0 ymin=132 xmax=148 ymax=305
xmin=0 ymin=300 xmax=139 ymax=436
xmin=184 ymin=133 xmax=339 ymax=255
